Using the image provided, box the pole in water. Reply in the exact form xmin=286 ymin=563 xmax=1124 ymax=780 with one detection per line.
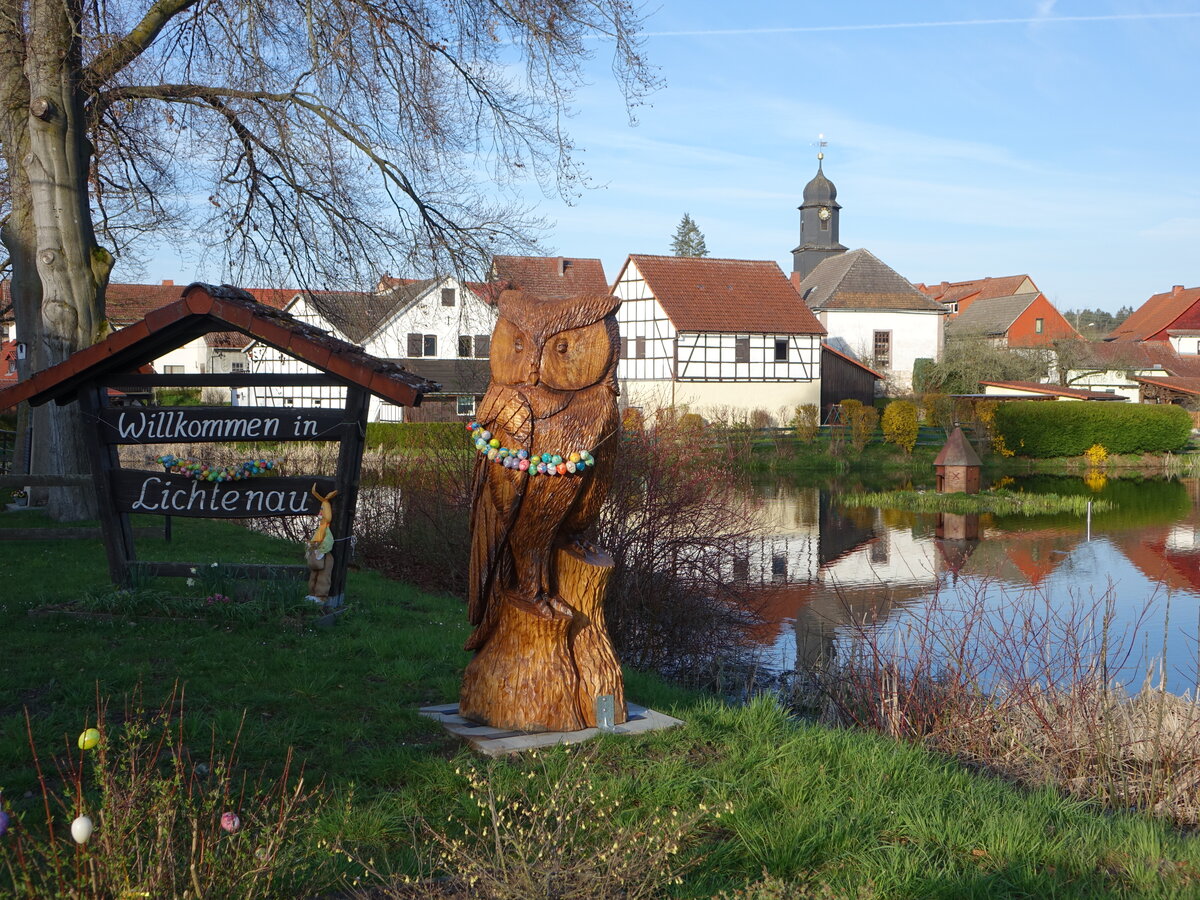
xmin=1087 ymin=500 xmax=1092 ymax=541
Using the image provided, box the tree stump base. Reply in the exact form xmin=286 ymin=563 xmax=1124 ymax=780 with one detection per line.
xmin=460 ymin=543 xmax=626 ymax=733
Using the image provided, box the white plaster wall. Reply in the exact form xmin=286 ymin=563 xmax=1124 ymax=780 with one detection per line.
xmin=622 ymin=379 xmax=821 ymax=418
xmin=152 ymin=337 xmax=208 ymax=374
xmin=365 ymin=277 xmax=496 ymax=360
xmin=1061 ymin=369 xmax=1149 ymax=402
xmin=820 ymin=308 xmax=944 ymax=392
xmin=614 ymin=260 xmax=676 ymax=382
xmin=1169 ymin=334 xmax=1200 ymax=356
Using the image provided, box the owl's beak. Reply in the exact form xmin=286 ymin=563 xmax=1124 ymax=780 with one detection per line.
xmin=526 ymin=356 xmax=540 ymax=386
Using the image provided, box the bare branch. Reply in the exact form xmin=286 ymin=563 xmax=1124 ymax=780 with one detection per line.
xmin=82 ymin=0 xmax=201 ymax=89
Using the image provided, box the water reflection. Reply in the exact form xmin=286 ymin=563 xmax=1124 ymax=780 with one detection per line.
xmin=749 ymin=475 xmax=1200 ymax=695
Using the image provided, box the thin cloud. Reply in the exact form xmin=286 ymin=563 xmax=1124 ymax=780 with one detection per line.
xmin=639 ymin=12 xmax=1200 ymax=38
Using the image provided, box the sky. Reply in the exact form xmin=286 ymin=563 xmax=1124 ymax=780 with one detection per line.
xmin=144 ymin=0 xmax=1200 ymax=315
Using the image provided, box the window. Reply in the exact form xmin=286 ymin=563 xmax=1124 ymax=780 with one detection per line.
xmin=636 ymin=337 xmax=646 ymax=359
xmin=458 ymin=335 xmax=472 ymax=357
xmin=423 ymin=334 xmax=436 ymax=357
xmin=164 ymin=365 xmax=185 ymax=374
xmin=734 ymin=337 xmax=750 ymax=363
xmin=1035 ymin=317 xmax=1044 ymax=334
xmin=230 ymin=361 xmax=247 ymax=373
xmin=441 ymin=288 xmax=456 ymax=306
xmin=474 ymin=335 xmax=490 ymax=358
xmin=771 ymin=553 xmax=787 ymax=580
xmin=457 ymin=395 xmax=477 ymax=416
xmin=407 ymin=333 xmax=423 ymax=357
xmin=873 ymin=331 xmax=891 ymax=370
xmin=620 ymin=337 xmax=629 ymax=359
xmin=774 ymin=339 xmax=788 ymax=361
xmin=732 ymin=556 xmax=749 ymax=584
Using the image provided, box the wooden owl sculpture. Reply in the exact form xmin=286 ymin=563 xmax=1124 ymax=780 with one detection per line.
xmin=459 ymin=289 xmax=626 ymax=733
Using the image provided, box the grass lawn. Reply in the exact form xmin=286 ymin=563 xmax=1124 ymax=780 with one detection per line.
xmin=4 ymin=510 xmax=1200 ymax=897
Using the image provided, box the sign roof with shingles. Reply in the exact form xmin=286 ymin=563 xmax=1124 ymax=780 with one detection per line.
xmin=0 ymin=283 xmax=438 ymax=410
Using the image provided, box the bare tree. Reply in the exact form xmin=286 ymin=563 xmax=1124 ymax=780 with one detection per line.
xmin=0 ymin=0 xmax=656 ymax=518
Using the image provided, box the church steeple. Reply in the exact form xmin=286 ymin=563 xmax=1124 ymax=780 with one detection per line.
xmin=792 ymin=152 xmax=848 ymax=280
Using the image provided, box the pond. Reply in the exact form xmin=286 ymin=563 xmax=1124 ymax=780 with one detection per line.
xmin=745 ymin=473 xmax=1200 ymax=696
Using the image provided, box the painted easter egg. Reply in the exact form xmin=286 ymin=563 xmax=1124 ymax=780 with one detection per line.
xmin=556 ymin=463 xmax=567 ymax=475
xmin=71 ymin=815 xmax=93 ymax=844
xmin=568 ymin=452 xmax=581 ymax=464
xmin=221 ymin=811 xmax=241 ymax=833
xmin=567 ymin=462 xmax=577 ymax=474
xmin=78 ymin=728 xmax=100 ymax=750
xmin=0 ymin=810 xmax=9 ymax=836
xmin=518 ymin=459 xmax=529 ymax=471
xmin=517 ymin=449 xmax=528 ymax=460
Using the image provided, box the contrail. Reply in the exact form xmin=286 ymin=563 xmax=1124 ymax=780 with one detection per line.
xmin=639 ymin=12 xmax=1200 ymax=38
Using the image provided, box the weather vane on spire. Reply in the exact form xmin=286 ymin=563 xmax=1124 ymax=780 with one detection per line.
xmin=813 ymin=133 xmax=828 ymax=162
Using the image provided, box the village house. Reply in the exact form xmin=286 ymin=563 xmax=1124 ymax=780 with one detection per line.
xmin=246 ymin=256 xmax=607 ymax=421
xmin=789 ymin=158 xmax=946 ymax=393
xmin=246 ymin=276 xmax=495 ymax=420
xmin=1048 ymin=284 xmax=1200 ymax=403
xmin=916 ymin=275 xmax=1079 ymax=348
xmin=611 ymin=254 xmax=827 ymax=420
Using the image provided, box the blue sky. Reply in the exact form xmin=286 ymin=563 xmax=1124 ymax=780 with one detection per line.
xmin=520 ymin=0 xmax=1200 ymax=314
xmin=146 ymin=1 xmax=1200 ymax=314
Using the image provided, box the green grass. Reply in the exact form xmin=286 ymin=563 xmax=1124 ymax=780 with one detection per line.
xmin=5 ymin=512 xmax=1200 ymax=896
xmin=842 ymin=488 xmax=1113 ymax=516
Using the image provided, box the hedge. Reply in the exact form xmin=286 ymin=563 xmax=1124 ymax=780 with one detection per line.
xmin=365 ymin=421 xmax=464 ymax=451
xmin=993 ymin=401 xmax=1192 ymax=457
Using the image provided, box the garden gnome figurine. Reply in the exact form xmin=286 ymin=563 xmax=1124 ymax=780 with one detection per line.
xmin=306 ymin=485 xmax=338 ymax=603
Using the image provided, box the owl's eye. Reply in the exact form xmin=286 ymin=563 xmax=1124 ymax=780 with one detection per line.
xmin=555 ymin=339 xmax=569 ymax=354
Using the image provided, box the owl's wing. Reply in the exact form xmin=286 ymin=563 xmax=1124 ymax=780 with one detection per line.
xmin=467 ymin=384 xmax=533 ymax=637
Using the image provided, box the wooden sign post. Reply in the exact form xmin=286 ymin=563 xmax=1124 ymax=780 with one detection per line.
xmin=0 ymin=284 xmax=437 ymax=606
xmin=81 ymin=376 xmax=368 ymax=603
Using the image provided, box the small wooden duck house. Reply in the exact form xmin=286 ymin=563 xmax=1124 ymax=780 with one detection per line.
xmin=934 ymin=426 xmax=982 ymax=494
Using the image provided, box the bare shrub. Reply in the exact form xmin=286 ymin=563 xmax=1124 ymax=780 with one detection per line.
xmin=1 ymin=686 xmax=329 ymax=898
xmin=360 ymin=746 xmax=720 ymax=899
xmin=796 ymin=584 xmax=1200 ymax=827
xmin=791 ymin=404 xmax=820 ymax=444
xmin=595 ymin=419 xmax=765 ymax=675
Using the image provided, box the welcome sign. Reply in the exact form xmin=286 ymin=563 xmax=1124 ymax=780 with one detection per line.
xmin=112 ymin=470 xmax=338 ymax=518
xmin=98 ymin=406 xmax=347 ymax=444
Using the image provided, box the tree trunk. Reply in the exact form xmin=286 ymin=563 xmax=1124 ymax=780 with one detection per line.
xmin=18 ymin=0 xmax=112 ymax=520
xmin=459 ymin=544 xmax=626 ymax=733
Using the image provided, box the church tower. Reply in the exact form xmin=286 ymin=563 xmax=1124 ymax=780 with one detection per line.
xmin=792 ymin=153 xmax=848 ymax=280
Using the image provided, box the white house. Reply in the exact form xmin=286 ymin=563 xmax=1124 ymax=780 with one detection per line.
xmin=246 ymin=276 xmax=497 ymax=421
xmin=796 ymin=249 xmax=946 ymax=393
xmin=612 ymin=254 xmax=826 ymax=420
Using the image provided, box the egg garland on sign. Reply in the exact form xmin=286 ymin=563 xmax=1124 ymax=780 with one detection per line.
xmin=465 ymin=422 xmax=595 ymax=476
xmin=156 ymin=454 xmax=277 ymax=483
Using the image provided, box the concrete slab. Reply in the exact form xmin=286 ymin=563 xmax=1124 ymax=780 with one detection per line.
xmin=419 ymin=702 xmax=684 ymax=757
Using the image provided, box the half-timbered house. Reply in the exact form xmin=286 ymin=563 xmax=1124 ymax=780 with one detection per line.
xmin=246 ymin=276 xmax=497 ymax=421
xmin=612 ymin=254 xmax=826 ymax=419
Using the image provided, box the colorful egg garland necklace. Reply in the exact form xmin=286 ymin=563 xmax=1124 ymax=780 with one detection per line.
xmin=156 ymin=453 xmax=277 ymax=483
xmin=466 ymin=422 xmax=595 ymax=476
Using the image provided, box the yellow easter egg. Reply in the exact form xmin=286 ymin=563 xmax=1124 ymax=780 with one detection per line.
xmin=78 ymin=728 xmax=100 ymax=750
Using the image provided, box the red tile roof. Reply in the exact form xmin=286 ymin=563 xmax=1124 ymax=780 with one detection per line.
xmin=1107 ymin=286 xmax=1200 ymax=342
xmin=0 ymin=284 xmax=437 ymax=411
xmin=917 ymin=274 xmax=1033 ymax=304
xmin=1067 ymin=341 xmax=1200 ymax=376
xmin=625 ymin=255 xmax=826 ymax=335
xmin=1130 ymin=376 xmax=1200 ymax=397
xmin=981 ymin=381 xmax=1128 ymax=400
xmin=491 ymin=256 xmax=609 ymax=300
